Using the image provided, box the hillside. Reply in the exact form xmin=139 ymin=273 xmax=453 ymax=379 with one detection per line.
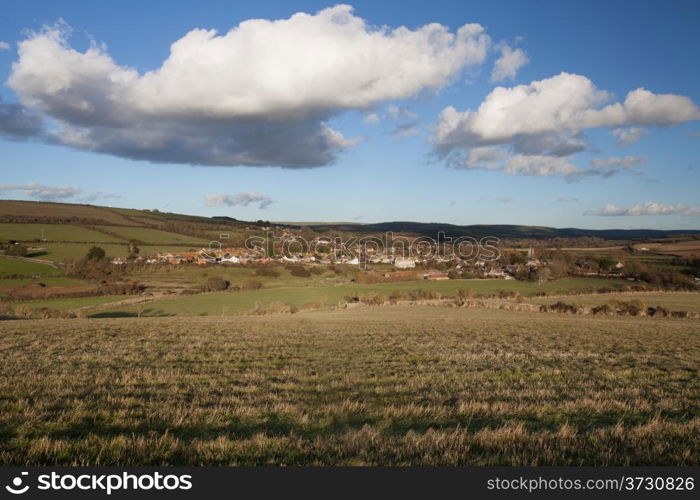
xmin=311 ymin=221 xmax=700 ymax=240
xmin=2 ymin=199 xmax=699 ymax=241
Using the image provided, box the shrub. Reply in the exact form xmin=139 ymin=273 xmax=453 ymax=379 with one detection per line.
xmin=241 ymin=278 xmax=263 ymax=290
xmin=86 ymin=246 xmax=106 ymax=260
xmin=359 ymin=293 xmax=385 ymax=306
xmin=287 ymin=265 xmax=312 ymax=278
xmin=253 ymin=266 xmax=280 ymax=278
xmin=249 ymin=301 xmax=298 ymax=315
xmin=202 ymin=276 xmax=230 ymax=292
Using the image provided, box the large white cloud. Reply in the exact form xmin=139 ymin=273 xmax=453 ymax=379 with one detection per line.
xmin=432 ymin=72 xmax=700 ymax=158
xmin=8 ymin=6 xmax=491 ymax=167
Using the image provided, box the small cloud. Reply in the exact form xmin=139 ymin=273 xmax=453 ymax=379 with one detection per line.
xmin=0 ymin=182 xmax=81 ymax=201
xmin=78 ymin=192 xmax=122 ymax=202
xmin=391 ymin=122 xmax=419 ymax=139
xmin=204 ymin=192 xmax=274 ymax=209
xmin=363 ymin=113 xmax=379 ymax=125
xmin=586 ymin=201 xmax=700 ymax=217
xmin=0 ymin=41 xmax=10 ymax=51
xmin=449 ymin=200 xmax=456 ymax=206
xmin=385 ymin=105 xmax=419 ymax=121
xmin=352 ymin=215 xmax=364 ymax=221
xmin=497 ymin=197 xmax=513 ymax=203
xmin=490 ymin=45 xmax=529 ymax=82
xmin=557 ymin=197 xmax=578 ymax=202
xmin=590 ymin=156 xmax=646 ymax=168
xmin=611 ymin=127 xmax=648 ymax=146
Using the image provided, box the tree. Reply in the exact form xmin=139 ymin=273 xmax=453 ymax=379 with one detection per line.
xmin=86 ymin=246 xmax=106 ymax=260
xmin=128 ymin=240 xmax=140 ymax=255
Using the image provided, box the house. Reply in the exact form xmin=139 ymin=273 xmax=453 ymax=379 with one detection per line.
xmin=394 ymin=257 xmax=416 ymax=269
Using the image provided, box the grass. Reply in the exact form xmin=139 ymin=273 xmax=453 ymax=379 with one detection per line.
xmin=96 ymin=226 xmax=209 ymax=244
xmin=0 ymin=256 xmax=62 ymax=277
xmin=0 ymin=223 xmax=125 ymax=243
xmin=31 ymin=243 xmax=132 ymax=262
xmin=99 ymin=277 xmax=630 ymax=317
xmin=0 ymin=200 xmax=141 ymax=226
xmin=0 ymin=307 xmax=697 ymax=465
xmin=15 ymin=295 xmax=129 ymax=311
xmin=0 ymin=277 xmax=85 ymax=288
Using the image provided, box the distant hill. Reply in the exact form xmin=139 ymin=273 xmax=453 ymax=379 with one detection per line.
xmin=310 ymin=221 xmax=700 ymax=240
xmin=1 ymin=200 xmax=698 ymax=240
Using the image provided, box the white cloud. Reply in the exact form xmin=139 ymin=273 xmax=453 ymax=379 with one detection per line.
xmin=432 ymin=72 xmax=700 ymax=157
xmin=557 ymin=197 xmax=578 ymax=202
xmin=611 ymin=127 xmax=648 ymax=146
xmin=0 ymin=182 xmax=81 ymax=201
xmin=588 ymin=201 xmax=700 ymax=217
xmin=590 ymin=156 xmax=646 ymax=168
xmin=204 ymin=192 xmax=274 ymax=209
xmin=490 ymin=45 xmax=528 ymax=82
xmin=9 ymin=7 xmax=491 ymax=167
xmin=363 ymin=113 xmax=379 ymax=125
xmin=458 ymin=147 xmax=636 ymax=179
xmin=0 ymin=41 xmax=10 ymax=50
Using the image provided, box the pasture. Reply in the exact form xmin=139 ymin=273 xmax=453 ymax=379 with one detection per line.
xmin=95 ymin=276 xmax=631 ymax=317
xmin=0 ymin=223 xmax=125 ymax=243
xmin=0 ymin=307 xmax=697 ymax=465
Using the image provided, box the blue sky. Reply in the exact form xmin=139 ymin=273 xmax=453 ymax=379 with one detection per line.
xmin=0 ymin=0 xmax=699 ymax=228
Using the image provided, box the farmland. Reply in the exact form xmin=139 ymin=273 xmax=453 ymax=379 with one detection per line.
xmin=93 ymin=276 xmax=632 ymax=318
xmin=0 ymin=307 xmax=697 ymax=465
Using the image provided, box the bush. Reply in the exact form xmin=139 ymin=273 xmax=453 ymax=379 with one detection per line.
xmin=287 ymin=265 xmax=312 ymax=278
xmin=249 ymin=301 xmax=297 ymax=315
xmin=4 ymin=244 xmax=28 ymax=257
xmin=359 ymin=293 xmax=385 ymax=306
xmin=241 ymin=278 xmax=263 ymax=290
xmin=253 ymin=266 xmax=280 ymax=278
xmin=86 ymin=246 xmax=106 ymax=260
xmin=202 ymin=276 xmax=230 ymax=292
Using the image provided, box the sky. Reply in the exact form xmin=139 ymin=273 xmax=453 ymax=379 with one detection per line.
xmin=0 ymin=0 xmax=699 ymax=229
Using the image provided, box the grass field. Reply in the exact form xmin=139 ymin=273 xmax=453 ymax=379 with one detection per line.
xmin=96 ymin=226 xmax=209 ymax=244
xmin=0 ymin=223 xmax=125 ymax=243
xmin=16 ymin=295 xmax=129 ymax=311
xmin=0 ymin=307 xmax=697 ymax=465
xmin=96 ymin=277 xmax=630 ymax=317
xmin=0 ymin=200 xmax=141 ymax=226
xmin=0 ymin=256 xmax=62 ymax=277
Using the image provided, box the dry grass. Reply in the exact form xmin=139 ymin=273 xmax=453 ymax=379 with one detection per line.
xmin=0 ymin=307 xmax=698 ymax=465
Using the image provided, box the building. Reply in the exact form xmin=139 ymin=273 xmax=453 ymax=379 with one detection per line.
xmin=394 ymin=257 xmax=416 ymax=269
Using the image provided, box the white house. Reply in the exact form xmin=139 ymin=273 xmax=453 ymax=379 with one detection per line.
xmin=394 ymin=257 xmax=416 ymax=269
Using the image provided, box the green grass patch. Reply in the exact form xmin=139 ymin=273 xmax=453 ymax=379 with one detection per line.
xmin=0 ymin=256 xmax=62 ymax=277
xmin=18 ymin=295 xmax=128 ymax=310
xmin=96 ymin=226 xmax=209 ymax=244
xmin=0 ymin=223 xmax=125 ymax=243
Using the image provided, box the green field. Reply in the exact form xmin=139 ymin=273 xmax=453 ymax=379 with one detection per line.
xmin=96 ymin=277 xmax=629 ymax=317
xmin=96 ymin=226 xmax=209 ymax=244
xmin=17 ymin=295 xmax=128 ymax=311
xmin=0 ymin=223 xmax=125 ymax=243
xmin=31 ymin=243 xmax=131 ymax=261
xmin=0 ymin=256 xmax=62 ymax=277
xmin=1 ymin=307 xmax=697 ymax=465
